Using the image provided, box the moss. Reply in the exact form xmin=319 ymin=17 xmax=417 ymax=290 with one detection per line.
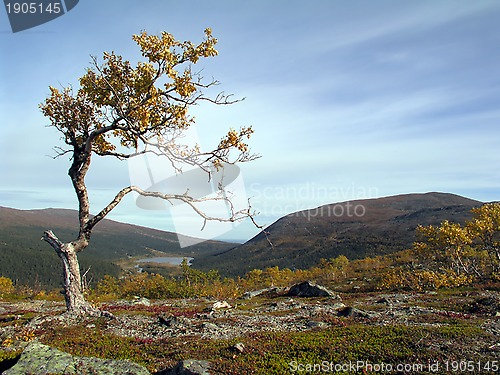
xmin=36 ymin=319 xmax=496 ymax=374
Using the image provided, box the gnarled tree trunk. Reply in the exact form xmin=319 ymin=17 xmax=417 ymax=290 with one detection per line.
xmin=42 ymin=230 xmax=97 ymax=315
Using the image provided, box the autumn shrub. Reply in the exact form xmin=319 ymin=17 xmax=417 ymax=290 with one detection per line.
xmin=0 ymin=277 xmax=14 ymax=298
xmin=91 ymin=274 xmax=120 ymax=301
xmin=90 ymin=269 xmax=242 ymax=301
xmin=415 ymin=203 xmax=500 ymax=279
xmin=239 ymin=267 xmax=300 ymax=291
xmin=378 ymin=268 xmax=473 ymax=291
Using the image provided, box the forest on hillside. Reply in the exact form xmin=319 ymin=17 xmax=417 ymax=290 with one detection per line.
xmin=1 ymin=203 xmax=499 ymax=300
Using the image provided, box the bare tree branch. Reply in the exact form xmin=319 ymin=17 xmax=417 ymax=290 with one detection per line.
xmin=85 ymin=184 xmax=257 ymax=235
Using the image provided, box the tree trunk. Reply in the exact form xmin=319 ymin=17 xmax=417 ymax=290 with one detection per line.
xmin=42 ymin=230 xmax=97 ymax=315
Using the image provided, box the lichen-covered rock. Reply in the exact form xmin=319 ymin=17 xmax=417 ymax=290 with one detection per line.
xmin=133 ymin=297 xmax=151 ymax=306
xmin=165 ymin=359 xmax=211 ymax=375
xmin=3 ymin=341 xmax=150 ymax=375
xmin=337 ymin=306 xmax=375 ymax=318
xmin=240 ymin=287 xmax=285 ymax=299
xmin=287 ymin=281 xmax=340 ymax=299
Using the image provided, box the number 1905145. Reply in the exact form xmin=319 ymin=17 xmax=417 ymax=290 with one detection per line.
xmin=5 ymin=2 xmax=61 ymax=14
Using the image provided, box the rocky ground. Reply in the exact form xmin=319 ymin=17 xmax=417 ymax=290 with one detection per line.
xmin=1 ymin=283 xmax=500 ymax=374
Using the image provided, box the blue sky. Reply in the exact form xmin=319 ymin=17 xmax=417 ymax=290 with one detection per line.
xmin=1 ymin=0 xmax=500 ymax=242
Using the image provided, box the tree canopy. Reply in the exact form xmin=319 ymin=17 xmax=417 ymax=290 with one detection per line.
xmin=40 ymin=28 xmax=258 ymax=245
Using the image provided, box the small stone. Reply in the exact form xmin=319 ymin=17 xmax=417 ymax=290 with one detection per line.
xmin=332 ymin=302 xmax=347 ymax=310
xmin=133 ymin=297 xmax=151 ymax=306
xmin=230 ymin=342 xmax=245 ymax=353
xmin=202 ymin=322 xmax=219 ymax=331
xmin=376 ymin=297 xmax=392 ymax=304
xmin=241 ymin=289 xmax=268 ymax=299
xmin=159 ymin=315 xmax=192 ymax=328
xmin=212 ymin=301 xmax=232 ymax=310
xmin=166 ymin=359 xmax=211 ymax=375
xmin=306 ymin=321 xmax=327 ymax=328
xmin=337 ymin=306 xmax=375 ymax=319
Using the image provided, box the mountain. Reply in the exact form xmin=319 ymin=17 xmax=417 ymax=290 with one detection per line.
xmin=0 ymin=206 xmax=235 ymax=288
xmin=193 ymin=192 xmax=483 ymax=276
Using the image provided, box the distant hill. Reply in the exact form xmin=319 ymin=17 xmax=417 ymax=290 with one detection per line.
xmin=193 ymin=192 xmax=483 ymax=276
xmin=0 ymin=206 xmax=235 ymax=288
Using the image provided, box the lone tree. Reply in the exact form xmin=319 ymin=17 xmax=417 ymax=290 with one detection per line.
xmin=40 ymin=29 xmax=258 ymax=316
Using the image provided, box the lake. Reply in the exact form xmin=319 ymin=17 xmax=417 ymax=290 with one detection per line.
xmin=136 ymin=257 xmax=194 ymax=266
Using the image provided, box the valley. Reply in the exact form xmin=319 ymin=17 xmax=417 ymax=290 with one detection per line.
xmin=0 ymin=207 xmax=233 ymax=288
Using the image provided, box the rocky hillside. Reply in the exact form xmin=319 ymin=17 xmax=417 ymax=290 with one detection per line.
xmin=1 ymin=286 xmax=500 ymax=374
xmin=194 ymin=192 xmax=482 ymax=276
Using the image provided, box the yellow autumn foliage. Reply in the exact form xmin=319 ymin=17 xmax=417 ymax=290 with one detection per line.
xmin=0 ymin=276 xmax=14 ymax=297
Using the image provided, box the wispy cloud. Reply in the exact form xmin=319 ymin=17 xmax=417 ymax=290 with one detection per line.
xmin=1 ymin=1 xmax=499 ymax=240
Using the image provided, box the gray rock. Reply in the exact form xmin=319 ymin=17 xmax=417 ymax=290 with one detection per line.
xmin=3 ymin=341 xmax=150 ymax=375
xmin=337 ymin=306 xmax=377 ymax=319
xmin=158 ymin=314 xmax=191 ymax=328
xmin=241 ymin=287 xmax=285 ymax=299
xmin=229 ymin=342 xmax=245 ymax=353
xmin=287 ymin=281 xmax=341 ymax=299
xmin=133 ymin=297 xmax=151 ymax=306
xmin=201 ymin=322 xmax=219 ymax=331
xmin=376 ymin=296 xmax=393 ymax=305
xmin=211 ymin=301 xmax=232 ymax=309
xmin=469 ymin=295 xmax=500 ymax=316
xmin=306 ymin=320 xmax=328 ymax=328
xmin=332 ymin=302 xmax=347 ymax=310
xmin=241 ymin=289 xmax=266 ymax=299
xmin=166 ymin=359 xmax=211 ymax=375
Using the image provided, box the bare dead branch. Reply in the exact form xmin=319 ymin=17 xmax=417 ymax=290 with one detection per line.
xmin=47 ymin=146 xmax=72 ymax=159
xmin=85 ymin=184 xmax=257 ymax=235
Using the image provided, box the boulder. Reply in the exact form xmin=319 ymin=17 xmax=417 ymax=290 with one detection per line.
xmin=165 ymin=359 xmax=211 ymax=375
xmin=240 ymin=287 xmax=285 ymax=299
xmin=3 ymin=341 xmax=150 ymax=375
xmin=287 ymin=281 xmax=340 ymax=299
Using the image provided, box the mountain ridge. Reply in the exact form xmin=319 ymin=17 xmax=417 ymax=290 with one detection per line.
xmin=0 ymin=192 xmax=490 ymax=285
xmin=193 ymin=192 xmax=484 ymax=276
